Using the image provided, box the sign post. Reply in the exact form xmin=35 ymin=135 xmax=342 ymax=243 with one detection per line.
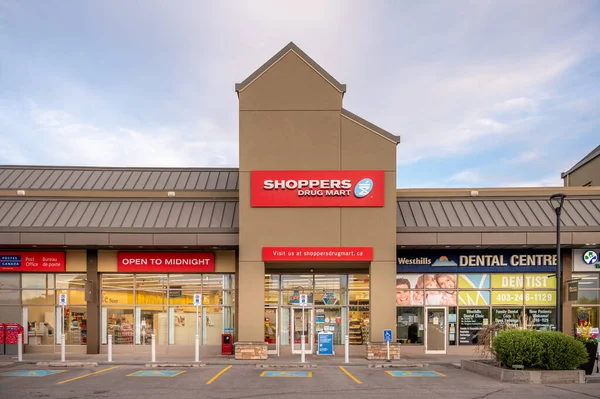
xmin=299 ymin=294 xmax=307 ymax=363
xmin=383 ymin=329 xmax=392 ymax=362
xmin=194 ymin=293 xmax=201 ymax=362
xmin=58 ymin=293 xmax=67 ymax=362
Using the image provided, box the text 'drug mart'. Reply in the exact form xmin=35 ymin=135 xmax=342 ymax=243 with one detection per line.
xmin=127 ymin=370 xmax=187 ymax=377
xmin=386 ymin=370 xmax=446 ymax=377
xmin=1 ymin=370 xmax=68 ymax=377
xmin=260 ymin=371 xmax=312 ymax=377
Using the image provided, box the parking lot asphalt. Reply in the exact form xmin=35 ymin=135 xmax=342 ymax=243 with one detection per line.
xmin=1 ymin=363 xmax=599 ymax=399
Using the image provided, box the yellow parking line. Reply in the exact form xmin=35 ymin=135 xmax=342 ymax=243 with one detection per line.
xmin=206 ymin=365 xmax=232 ymax=385
xmin=339 ymin=366 xmax=362 ymax=384
xmin=56 ymin=365 xmax=121 ymax=385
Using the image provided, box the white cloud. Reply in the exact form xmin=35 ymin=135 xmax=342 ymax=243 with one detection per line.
xmin=512 ymin=151 xmax=541 ymax=163
xmin=450 ymin=169 xmax=482 ymax=183
xmin=496 ymin=97 xmax=538 ymax=112
xmin=14 ymin=102 xmax=239 ymax=167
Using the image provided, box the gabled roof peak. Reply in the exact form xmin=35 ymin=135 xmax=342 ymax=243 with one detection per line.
xmin=235 ymin=41 xmax=347 ymax=94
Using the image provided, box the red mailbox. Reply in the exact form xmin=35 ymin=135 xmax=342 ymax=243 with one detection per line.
xmin=222 ymin=333 xmax=232 ymax=355
xmin=5 ymin=323 xmax=23 ymax=355
xmin=0 ymin=323 xmax=5 ymax=355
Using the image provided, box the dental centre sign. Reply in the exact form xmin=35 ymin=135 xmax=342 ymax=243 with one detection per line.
xmin=397 ymin=250 xmax=558 ymax=273
xmin=250 ymin=170 xmax=385 ymax=207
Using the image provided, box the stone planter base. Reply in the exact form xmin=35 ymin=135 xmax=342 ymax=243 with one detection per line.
xmin=461 ymin=359 xmax=585 ymax=384
xmin=233 ymin=342 xmax=268 ymax=360
xmin=366 ymin=342 xmax=401 ymax=360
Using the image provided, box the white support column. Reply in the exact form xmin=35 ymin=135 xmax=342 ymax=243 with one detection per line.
xmin=151 ymin=334 xmax=156 ymax=362
xmin=107 ymin=334 xmax=112 ymax=362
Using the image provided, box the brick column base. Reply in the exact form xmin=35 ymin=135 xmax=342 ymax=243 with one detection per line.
xmin=234 ymin=342 xmax=268 ymax=360
xmin=366 ymin=342 xmax=401 ymax=360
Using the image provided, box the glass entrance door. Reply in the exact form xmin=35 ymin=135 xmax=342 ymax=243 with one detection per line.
xmin=292 ymin=307 xmax=313 ymax=354
xmin=264 ymin=307 xmax=278 ymax=355
xmin=425 ymin=307 xmax=447 ymax=354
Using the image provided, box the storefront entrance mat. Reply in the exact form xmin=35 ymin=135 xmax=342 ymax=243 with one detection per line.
xmin=386 ymin=370 xmax=446 ymax=377
xmin=127 ymin=370 xmax=187 ymax=377
xmin=1 ymin=370 xmax=68 ymax=377
xmin=260 ymin=371 xmax=312 ymax=377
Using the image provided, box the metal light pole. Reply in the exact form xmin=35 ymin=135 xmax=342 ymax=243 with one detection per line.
xmin=549 ymin=193 xmax=567 ymax=332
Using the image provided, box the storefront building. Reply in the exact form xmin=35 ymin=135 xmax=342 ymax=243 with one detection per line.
xmin=1 ymin=42 xmax=600 ymax=358
xmin=396 ymin=249 xmax=559 ymax=353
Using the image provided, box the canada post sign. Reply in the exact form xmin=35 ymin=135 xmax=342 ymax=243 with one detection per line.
xmin=251 ymin=170 xmax=384 ymax=207
xmin=397 ymin=250 xmax=557 ymax=273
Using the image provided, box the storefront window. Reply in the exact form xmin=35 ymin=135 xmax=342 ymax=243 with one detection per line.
xmin=55 ymin=274 xmax=87 ymax=289
xmin=458 ymin=308 xmax=489 ymax=345
xmin=315 ymin=307 xmax=344 ymax=345
xmin=264 ymin=274 xmax=280 ymax=290
xmin=314 ymin=290 xmax=345 ymax=306
xmin=492 ymin=307 xmax=522 ymax=327
xmin=25 ymin=305 xmax=55 ymax=345
xmin=348 ymin=274 xmax=369 ymax=290
xmin=0 ymin=273 xmax=20 ymax=289
xmin=573 ymin=307 xmax=598 ymax=332
xmin=571 ymin=274 xmax=599 ymax=305
xmin=22 ymin=290 xmax=54 ymax=305
xmin=105 ymin=308 xmax=134 ymax=345
xmin=22 ymin=274 xmax=48 ymax=289
xmin=525 ymin=308 xmax=555 ymax=330
xmin=281 ymin=275 xmax=313 ymax=290
xmin=397 ymin=307 xmax=423 ymax=344
xmin=0 ymin=290 xmax=21 ymax=305
xmin=314 ymin=275 xmax=345 ymax=290
xmin=348 ymin=290 xmax=369 ymax=306
xmin=100 ymin=273 xmax=235 ymax=346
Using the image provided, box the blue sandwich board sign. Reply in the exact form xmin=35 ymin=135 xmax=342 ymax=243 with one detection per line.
xmin=317 ymin=332 xmax=334 ymax=355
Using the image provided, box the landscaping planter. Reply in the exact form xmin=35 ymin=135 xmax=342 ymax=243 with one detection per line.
xmin=579 ymin=342 xmax=598 ymax=376
xmin=461 ymin=359 xmax=585 ymax=384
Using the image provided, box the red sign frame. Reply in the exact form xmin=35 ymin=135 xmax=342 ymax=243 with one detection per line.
xmin=0 ymin=252 xmax=66 ymax=272
xmin=251 ymin=170 xmax=385 ymax=207
xmin=262 ymin=247 xmax=373 ymax=262
xmin=117 ymin=252 xmax=215 ymax=273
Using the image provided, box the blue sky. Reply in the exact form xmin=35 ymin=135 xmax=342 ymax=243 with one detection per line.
xmin=0 ymin=0 xmax=598 ymax=188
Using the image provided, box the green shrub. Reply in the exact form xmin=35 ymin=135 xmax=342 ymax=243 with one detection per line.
xmin=492 ymin=329 xmax=589 ymax=370
xmin=537 ymin=331 xmax=589 ymax=370
xmin=492 ymin=329 xmax=543 ymax=368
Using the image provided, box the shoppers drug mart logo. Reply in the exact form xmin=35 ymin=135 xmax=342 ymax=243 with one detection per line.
xmin=251 ymin=170 xmax=384 ymax=207
xmin=354 ymin=178 xmax=373 ymax=198
xmin=583 ymin=250 xmax=599 ymax=265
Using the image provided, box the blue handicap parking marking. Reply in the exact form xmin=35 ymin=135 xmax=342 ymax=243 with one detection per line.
xmin=386 ymin=370 xmax=446 ymax=377
xmin=127 ymin=370 xmax=186 ymax=377
xmin=1 ymin=370 xmax=67 ymax=377
xmin=261 ymin=371 xmax=312 ymax=377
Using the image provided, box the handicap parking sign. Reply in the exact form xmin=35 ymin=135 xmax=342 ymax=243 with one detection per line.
xmin=58 ymin=293 xmax=67 ymax=306
xmin=383 ymin=329 xmax=392 ymax=343
xmin=193 ymin=293 xmax=201 ymax=306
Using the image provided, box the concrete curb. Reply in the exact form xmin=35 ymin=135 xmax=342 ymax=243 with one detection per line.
xmin=8 ymin=359 xmax=462 ymax=368
xmin=36 ymin=362 xmax=99 ymax=368
xmin=461 ymin=359 xmax=586 ymax=384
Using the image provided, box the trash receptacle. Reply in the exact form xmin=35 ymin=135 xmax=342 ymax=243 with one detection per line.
xmin=5 ymin=323 xmax=23 ymax=355
xmin=222 ymin=333 xmax=232 ymax=355
xmin=0 ymin=323 xmax=5 ymax=355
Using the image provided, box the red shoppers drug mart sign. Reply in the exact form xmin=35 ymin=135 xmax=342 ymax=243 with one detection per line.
xmin=0 ymin=252 xmax=66 ymax=272
xmin=251 ymin=170 xmax=385 ymax=207
xmin=118 ymin=252 xmax=215 ymax=272
xmin=263 ymin=247 xmax=373 ymax=262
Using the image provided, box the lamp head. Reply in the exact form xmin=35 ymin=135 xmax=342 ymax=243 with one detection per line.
xmin=549 ymin=193 xmax=567 ymax=214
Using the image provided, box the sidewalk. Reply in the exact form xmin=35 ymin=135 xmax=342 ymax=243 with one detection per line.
xmin=0 ymin=351 xmax=475 ymax=367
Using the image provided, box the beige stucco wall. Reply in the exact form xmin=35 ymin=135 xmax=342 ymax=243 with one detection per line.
xmin=237 ymin=47 xmax=398 ymax=342
xmin=66 ymin=250 xmax=87 ymax=272
xmin=564 ymin=156 xmax=600 ymax=186
xmin=238 ymin=50 xmax=342 ymax=111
